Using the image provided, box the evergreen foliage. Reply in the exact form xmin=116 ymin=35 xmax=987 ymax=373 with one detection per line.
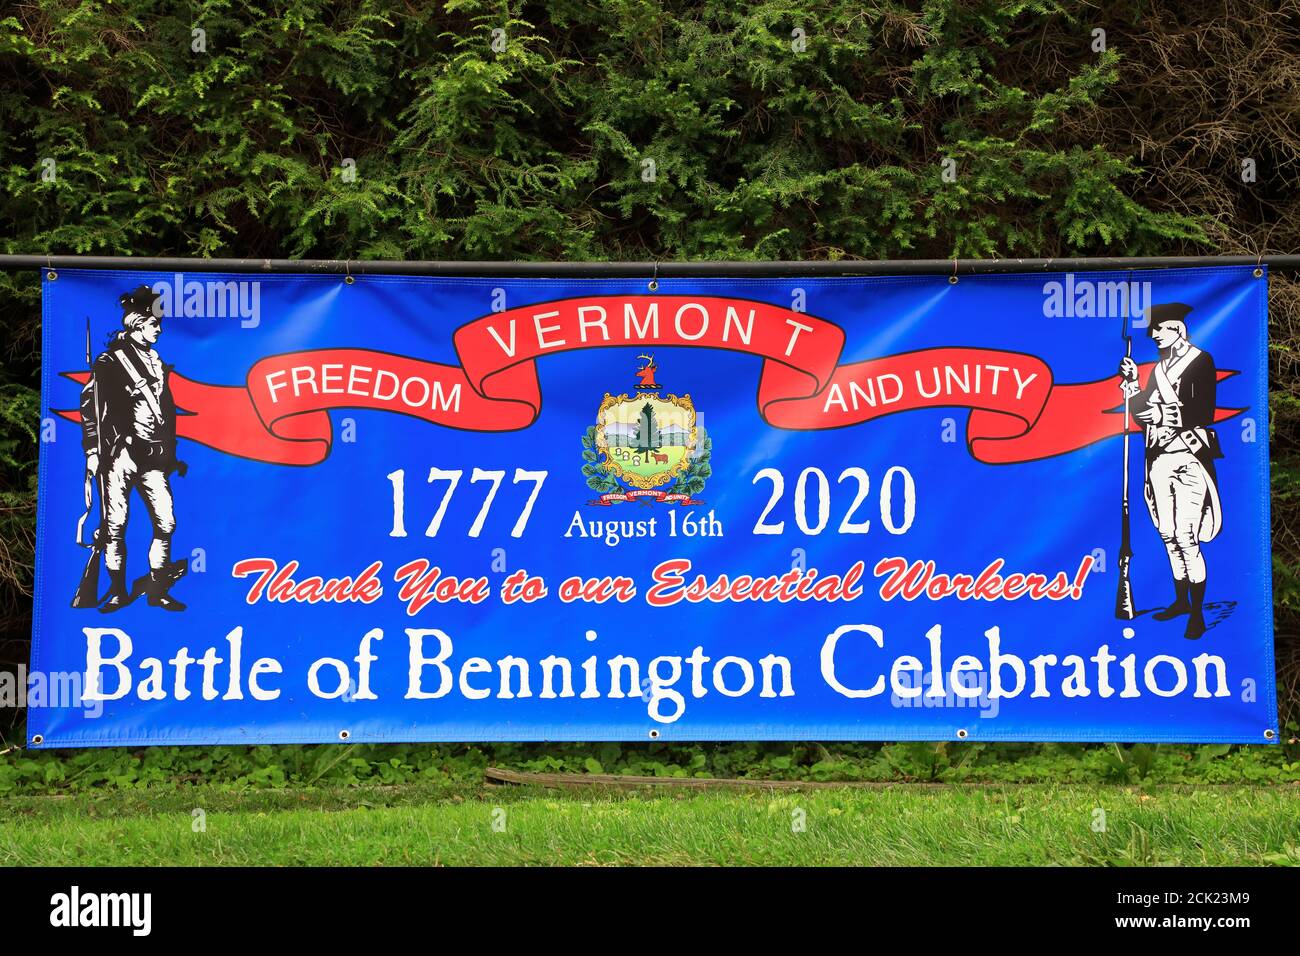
xmin=0 ymin=0 xmax=1296 ymax=726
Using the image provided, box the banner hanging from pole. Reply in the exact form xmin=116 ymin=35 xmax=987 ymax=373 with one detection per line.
xmin=30 ymin=266 xmax=1276 ymax=745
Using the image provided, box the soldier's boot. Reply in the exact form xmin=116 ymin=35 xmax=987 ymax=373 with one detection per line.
xmin=146 ymin=569 xmax=187 ymax=612
xmin=163 ymin=558 xmax=189 ymax=583
xmin=1184 ymin=581 xmax=1207 ymax=640
xmin=1152 ymin=580 xmax=1192 ymax=620
xmin=98 ymin=569 xmax=131 ymax=614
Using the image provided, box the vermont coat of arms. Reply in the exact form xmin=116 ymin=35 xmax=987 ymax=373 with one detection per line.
xmin=581 ymin=355 xmax=711 ymax=505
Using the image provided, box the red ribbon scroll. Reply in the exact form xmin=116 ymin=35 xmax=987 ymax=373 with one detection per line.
xmin=57 ymin=294 xmax=1243 ymax=466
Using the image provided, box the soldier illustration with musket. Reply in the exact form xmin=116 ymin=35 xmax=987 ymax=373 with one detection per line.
xmin=1118 ymin=302 xmax=1222 ymax=640
xmin=75 ymin=285 xmax=188 ymax=612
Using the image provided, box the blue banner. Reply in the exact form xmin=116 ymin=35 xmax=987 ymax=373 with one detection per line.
xmin=29 ymin=266 xmax=1276 ymax=745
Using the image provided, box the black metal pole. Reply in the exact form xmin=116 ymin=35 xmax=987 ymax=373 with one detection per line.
xmin=0 ymin=254 xmax=1297 ymax=277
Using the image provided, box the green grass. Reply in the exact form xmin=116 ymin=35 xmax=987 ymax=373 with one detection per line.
xmin=2 ymin=783 xmax=1297 ymax=866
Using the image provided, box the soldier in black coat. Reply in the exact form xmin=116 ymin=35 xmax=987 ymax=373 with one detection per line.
xmin=1118 ymin=302 xmax=1223 ymax=639
xmin=80 ymin=286 xmax=187 ymax=612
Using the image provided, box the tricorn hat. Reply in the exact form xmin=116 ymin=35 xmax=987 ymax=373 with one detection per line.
xmin=119 ymin=284 xmax=162 ymax=319
xmin=1146 ymin=302 xmax=1192 ymax=331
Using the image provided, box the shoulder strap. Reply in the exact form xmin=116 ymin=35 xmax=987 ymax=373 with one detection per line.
xmin=1165 ymin=345 xmax=1201 ymax=383
xmin=1152 ymin=361 xmax=1179 ymax=405
xmin=112 ymin=349 xmax=164 ymax=421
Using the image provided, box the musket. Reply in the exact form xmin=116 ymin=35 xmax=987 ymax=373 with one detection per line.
xmin=71 ymin=316 xmax=105 ymax=608
xmin=1115 ymin=310 xmax=1136 ymax=620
